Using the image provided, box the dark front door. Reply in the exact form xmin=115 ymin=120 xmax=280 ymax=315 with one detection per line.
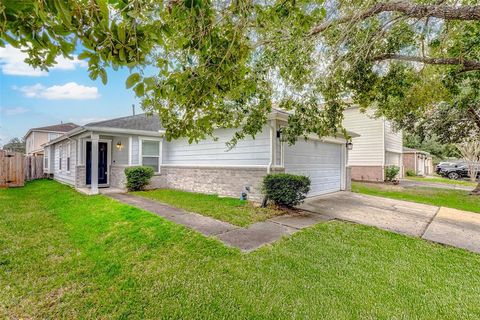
xmin=86 ymin=141 xmax=108 ymax=185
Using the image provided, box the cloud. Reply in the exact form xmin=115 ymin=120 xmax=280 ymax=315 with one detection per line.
xmin=17 ymin=82 xmax=100 ymax=100
xmin=2 ymin=107 xmax=28 ymax=116
xmin=0 ymin=45 xmax=87 ymax=76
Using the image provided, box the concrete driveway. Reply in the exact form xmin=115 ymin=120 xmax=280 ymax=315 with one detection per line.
xmin=300 ymin=192 xmax=480 ymax=253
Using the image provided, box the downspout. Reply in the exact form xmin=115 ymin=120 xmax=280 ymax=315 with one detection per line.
xmin=414 ymin=152 xmax=417 ymax=175
xmin=267 ymin=119 xmax=276 ymax=174
xmin=382 ymin=119 xmax=386 ymax=181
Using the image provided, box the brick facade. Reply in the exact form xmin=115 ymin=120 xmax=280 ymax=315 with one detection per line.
xmin=350 ymin=166 xmax=384 ymax=182
xmin=75 ymin=165 xmax=86 ymax=188
xmin=403 ymin=153 xmax=415 ymax=173
xmin=110 ymin=165 xmax=128 ymax=190
xmin=148 ymin=166 xmax=285 ymax=201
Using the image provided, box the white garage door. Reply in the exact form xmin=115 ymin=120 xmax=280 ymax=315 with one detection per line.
xmin=284 ymin=139 xmax=343 ymax=197
xmin=385 ymin=151 xmax=401 ymax=166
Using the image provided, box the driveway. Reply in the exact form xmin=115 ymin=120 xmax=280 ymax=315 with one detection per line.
xmin=300 ymin=192 xmax=480 ymax=253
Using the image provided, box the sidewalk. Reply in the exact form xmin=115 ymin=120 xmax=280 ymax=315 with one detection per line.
xmin=107 ymin=193 xmax=332 ymax=251
xmin=108 ymin=191 xmax=480 ymax=254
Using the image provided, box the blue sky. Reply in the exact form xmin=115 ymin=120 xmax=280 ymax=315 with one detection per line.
xmin=0 ymin=45 xmax=140 ymax=147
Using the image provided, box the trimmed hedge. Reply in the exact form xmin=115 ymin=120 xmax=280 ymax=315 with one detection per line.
xmin=125 ymin=166 xmax=155 ymax=191
xmin=262 ymin=173 xmax=311 ymax=207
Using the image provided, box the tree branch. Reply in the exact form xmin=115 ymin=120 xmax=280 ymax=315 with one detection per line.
xmin=468 ymin=106 xmax=480 ymax=131
xmin=372 ymin=54 xmax=480 ymax=71
xmin=310 ymin=1 xmax=480 ymax=35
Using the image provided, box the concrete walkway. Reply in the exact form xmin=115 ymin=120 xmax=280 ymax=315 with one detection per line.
xmin=107 ymin=193 xmax=332 ymax=251
xmin=301 ymin=192 xmax=480 ymax=254
xmin=107 ymin=191 xmax=480 ymax=254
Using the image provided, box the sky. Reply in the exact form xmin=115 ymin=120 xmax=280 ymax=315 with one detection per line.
xmin=0 ymin=45 xmax=140 ymax=147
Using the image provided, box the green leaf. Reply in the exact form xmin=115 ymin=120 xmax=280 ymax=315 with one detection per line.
xmin=134 ymin=83 xmax=145 ymax=97
xmin=99 ymin=68 xmax=108 ymax=85
xmin=97 ymin=0 xmax=109 ymax=20
xmin=117 ymin=24 xmax=126 ymax=43
xmin=119 ymin=47 xmax=126 ymax=61
xmin=126 ymin=73 xmax=141 ymax=89
xmin=77 ymin=51 xmax=91 ymax=60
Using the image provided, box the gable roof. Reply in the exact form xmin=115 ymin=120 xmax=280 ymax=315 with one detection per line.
xmin=45 ymin=109 xmax=359 ymax=146
xmin=85 ymin=113 xmax=163 ymax=131
xmin=24 ymin=122 xmax=79 ymax=139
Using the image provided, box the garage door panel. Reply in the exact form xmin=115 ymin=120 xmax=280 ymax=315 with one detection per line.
xmin=284 ymin=140 xmax=342 ymax=197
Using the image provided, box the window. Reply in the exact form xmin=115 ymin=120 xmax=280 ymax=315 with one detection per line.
xmin=44 ymin=147 xmax=49 ymax=170
xmin=66 ymin=142 xmax=71 ymax=172
xmin=59 ymin=146 xmax=62 ymax=170
xmin=141 ymin=139 xmax=161 ymax=172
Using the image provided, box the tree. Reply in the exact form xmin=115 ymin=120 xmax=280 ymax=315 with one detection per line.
xmin=403 ymin=132 xmax=460 ymax=162
xmin=1 ymin=1 xmax=479 ymax=145
xmin=2 ymin=137 xmax=25 ymax=153
xmin=457 ymin=140 xmax=480 ymax=194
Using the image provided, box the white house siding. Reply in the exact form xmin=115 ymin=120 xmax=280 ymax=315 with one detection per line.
xmin=343 ymin=107 xmax=384 ymax=166
xmin=100 ymin=135 xmax=129 ymax=165
xmin=384 ymin=121 xmax=403 ymax=153
xmin=53 ymin=140 xmax=76 ymax=186
xmin=130 ymin=136 xmax=140 ymax=165
xmin=162 ymin=127 xmax=271 ymax=166
xmin=284 ymin=139 xmax=343 ymax=196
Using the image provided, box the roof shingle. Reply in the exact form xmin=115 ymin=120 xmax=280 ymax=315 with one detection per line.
xmin=85 ymin=113 xmax=162 ymax=132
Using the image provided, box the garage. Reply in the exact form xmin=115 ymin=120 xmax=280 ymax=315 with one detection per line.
xmin=284 ymin=139 xmax=344 ymax=197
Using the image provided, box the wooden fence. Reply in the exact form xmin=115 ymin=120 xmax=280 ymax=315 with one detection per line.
xmin=0 ymin=150 xmax=44 ymax=188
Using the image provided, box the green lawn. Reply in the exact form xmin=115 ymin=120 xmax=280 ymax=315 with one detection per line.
xmin=133 ymin=189 xmax=283 ymax=227
xmin=406 ymin=175 xmax=477 ymax=187
xmin=2 ymin=180 xmax=480 ymax=319
xmin=353 ymin=182 xmax=480 ymax=213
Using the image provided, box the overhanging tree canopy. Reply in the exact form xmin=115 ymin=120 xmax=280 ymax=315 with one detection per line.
xmin=1 ymin=0 xmax=479 ymax=145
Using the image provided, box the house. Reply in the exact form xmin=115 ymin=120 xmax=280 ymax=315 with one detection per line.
xmin=343 ymin=106 xmax=403 ymax=182
xmin=24 ymin=123 xmax=79 ymax=156
xmin=43 ymin=110 xmax=358 ymax=201
xmin=403 ymin=147 xmax=434 ymax=176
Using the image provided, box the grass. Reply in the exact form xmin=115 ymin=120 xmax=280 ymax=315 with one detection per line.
xmin=132 ymin=189 xmax=283 ymax=227
xmin=2 ymin=180 xmax=480 ymax=318
xmin=405 ymin=175 xmax=477 ymax=187
xmin=353 ymin=182 xmax=480 ymax=213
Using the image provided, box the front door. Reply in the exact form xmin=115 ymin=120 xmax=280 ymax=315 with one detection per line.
xmin=86 ymin=141 xmax=109 ymax=185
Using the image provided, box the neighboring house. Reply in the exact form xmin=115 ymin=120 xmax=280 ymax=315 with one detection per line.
xmin=343 ymin=106 xmax=403 ymax=182
xmin=403 ymin=147 xmax=434 ymax=176
xmin=24 ymin=123 xmax=79 ymax=156
xmin=43 ymin=111 xmax=358 ymax=201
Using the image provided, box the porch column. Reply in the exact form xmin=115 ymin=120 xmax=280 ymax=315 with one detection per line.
xmin=91 ymin=133 xmax=99 ymax=194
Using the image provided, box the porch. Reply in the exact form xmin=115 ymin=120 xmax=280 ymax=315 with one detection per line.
xmin=74 ymin=131 xmax=163 ymax=194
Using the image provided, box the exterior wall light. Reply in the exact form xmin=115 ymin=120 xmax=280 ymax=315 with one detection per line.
xmin=116 ymin=141 xmax=124 ymax=151
xmin=276 ymin=128 xmax=283 ymax=138
xmin=346 ymin=142 xmax=353 ymax=150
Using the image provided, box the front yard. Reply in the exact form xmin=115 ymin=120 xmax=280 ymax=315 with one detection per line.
xmin=405 ymin=175 xmax=478 ymax=187
xmin=133 ymin=189 xmax=283 ymax=227
xmin=353 ymin=182 xmax=480 ymax=213
xmin=2 ymin=180 xmax=480 ymax=318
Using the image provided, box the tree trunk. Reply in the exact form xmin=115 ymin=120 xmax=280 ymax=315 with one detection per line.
xmin=471 ymin=182 xmax=480 ymax=195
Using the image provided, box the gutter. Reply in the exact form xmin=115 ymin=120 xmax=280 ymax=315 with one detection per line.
xmin=382 ymin=118 xmax=386 ymax=181
xmin=43 ymin=126 xmax=165 ymax=147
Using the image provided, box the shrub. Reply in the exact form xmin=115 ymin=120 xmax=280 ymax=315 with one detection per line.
xmin=262 ymin=173 xmax=311 ymax=207
xmin=405 ymin=169 xmax=416 ymax=177
xmin=385 ymin=165 xmax=400 ymax=182
xmin=125 ymin=166 xmax=155 ymax=191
